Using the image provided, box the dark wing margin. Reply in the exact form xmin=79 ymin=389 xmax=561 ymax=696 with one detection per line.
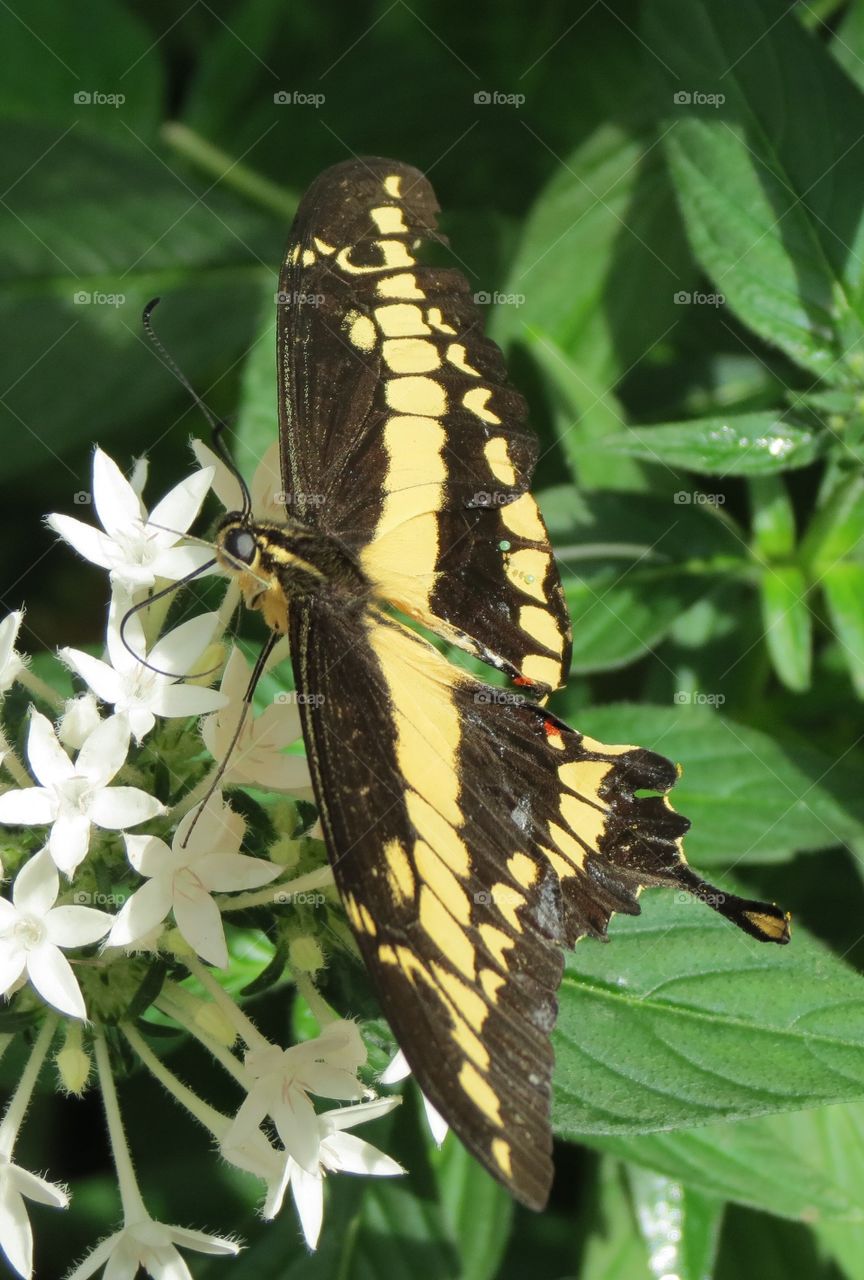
xmin=277 ymin=156 xmax=571 ymax=696
xmin=290 ymin=602 xmax=789 ymax=1209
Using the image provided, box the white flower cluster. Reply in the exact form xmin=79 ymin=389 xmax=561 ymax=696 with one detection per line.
xmin=0 ymin=448 xmax=419 ymax=1278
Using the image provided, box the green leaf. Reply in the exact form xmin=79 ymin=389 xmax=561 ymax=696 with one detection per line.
xmin=801 ymin=471 xmax=864 ymax=572
xmin=715 ymin=1207 xmax=835 ymax=1280
xmin=822 ymin=562 xmax=864 ymax=698
xmin=749 ymin=476 xmax=797 ymax=560
xmin=582 ymin=703 xmax=864 ymax=864
xmin=595 ymin=1123 xmax=856 ymax=1225
xmin=0 ymin=121 xmax=279 ymax=477
xmin=546 ymin=489 xmax=745 ymax=673
xmin=628 ymin=1167 xmax=723 ymax=1280
xmin=646 ymin=0 xmax=864 ymax=382
xmin=576 ymin=1159 xmax=651 ymax=1279
xmin=432 ymin=1140 xmax=514 ymax=1280
xmin=759 ymin=565 xmax=813 ymax=692
xmin=234 ymin=302 xmax=279 ymax=478
xmin=554 ymin=890 xmax=864 ymax=1140
xmin=592 ymin=413 xmax=826 ymax=476
xmin=0 ymin=0 xmax=162 ymax=140
xmin=496 ymin=109 xmax=692 ymax=489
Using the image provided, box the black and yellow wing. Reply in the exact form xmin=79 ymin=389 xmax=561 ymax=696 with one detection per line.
xmin=277 ymin=156 xmax=570 ymax=695
xmin=289 ymin=604 xmax=788 ymax=1207
xmin=271 ymin=157 xmax=790 ymax=1209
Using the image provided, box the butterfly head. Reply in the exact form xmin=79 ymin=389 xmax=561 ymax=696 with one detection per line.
xmin=214 ymin=511 xmax=367 ymax=633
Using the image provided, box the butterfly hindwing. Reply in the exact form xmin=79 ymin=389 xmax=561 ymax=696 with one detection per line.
xmin=287 ymin=599 xmax=788 ymax=1206
xmin=278 ymin=157 xmax=571 ymax=695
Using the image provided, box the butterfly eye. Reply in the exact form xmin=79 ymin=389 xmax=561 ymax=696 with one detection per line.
xmin=224 ymin=528 xmax=257 ymax=564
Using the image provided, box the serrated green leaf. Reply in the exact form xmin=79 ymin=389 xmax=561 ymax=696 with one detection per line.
xmin=554 ymin=891 xmax=864 ymax=1140
xmin=646 ymin=0 xmax=864 ymax=382
xmin=759 ymin=565 xmax=813 ymax=692
xmin=822 ymin=562 xmax=864 ymax=698
xmin=592 ymin=413 xmax=825 ymax=476
xmin=582 ymin=703 xmax=864 ymax=864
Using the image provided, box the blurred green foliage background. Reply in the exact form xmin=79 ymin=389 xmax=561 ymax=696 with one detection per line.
xmin=5 ymin=0 xmax=864 ymax=1277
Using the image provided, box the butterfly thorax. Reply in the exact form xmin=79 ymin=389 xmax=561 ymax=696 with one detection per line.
xmin=215 ymin=512 xmax=369 ymax=634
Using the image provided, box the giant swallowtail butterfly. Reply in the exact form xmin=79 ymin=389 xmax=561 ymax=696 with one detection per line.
xmin=212 ymin=158 xmax=790 ymax=1208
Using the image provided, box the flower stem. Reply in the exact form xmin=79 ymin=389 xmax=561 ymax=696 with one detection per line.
xmin=122 ymin=1022 xmax=230 ymax=1140
xmin=218 ymin=863 xmax=335 ymax=913
xmin=184 ymin=957 xmax=270 ymax=1053
xmin=154 ymin=991 xmax=247 ymax=1086
xmin=93 ymin=1030 xmax=148 ymax=1222
xmin=0 ymin=728 xmax=31 ymax=788
xmin=161 ymin=122 xmax=298 ymax=221
xmin=169 ymin=764 xmax=220 ymax=821
xmin=18 ymin=667 xmax=64 ymax=711
xmin=294 ymin=973 xmax=338 ymax=1026
xmin=0 ymin=1015 xmax=58 ymax=1156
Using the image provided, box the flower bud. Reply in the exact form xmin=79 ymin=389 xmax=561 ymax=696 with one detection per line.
xmin=289 ymin=935 xmax=325 ymax=975
xmin=56 ymin=1022 xmax=90 ymax=1095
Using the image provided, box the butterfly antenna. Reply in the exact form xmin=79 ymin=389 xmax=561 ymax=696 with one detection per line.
xmin=142 ymin=298 xmax=252 ymax=518
xmin=119 ymin=564 xmax=219 ymax=678
xmin=179 ymin=631 xmax=280 ymax=847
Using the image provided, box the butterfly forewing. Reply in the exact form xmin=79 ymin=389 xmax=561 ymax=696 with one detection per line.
xmin=277 ymin=157 xmax=571 ymax=695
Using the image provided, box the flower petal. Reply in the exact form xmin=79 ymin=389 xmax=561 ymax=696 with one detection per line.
xmin=172 ymin=883 xmax=228 ymax=968
xmin=165 ymin=1224 xmax=240 ymax=1257
xmin=195 ymin=854 xmax=280 ymax=894
xmin=107 ymin=878 xmax=173 ymax=948
xmin=422 ymin=1096 xmax=449 ymax=1146
xmin=76 ymin=714 xmax=130 ymax=786
xmin=46 ymin=513 xmax=116 ymax=571
xmin=190 ymin=439 xmax=242 ymax=512
xmin=48 ymin=813 xmax=92 ymax=876
xmin=149 ymin=685 xmax=227 ymax=720
xmin=148 ymin=468 xmax=214 ymax=544
xmin=92 ymin=448 xmax=142 ymax=540
xmin=379 ymin=1048 xmax=409 ymax=1085
xmin=12 ymin=847 xmax=57 ymax=915
xmin=148 ymin=612 xmax=220 ymax=678
xmin=9 ymin=1165 xmax=68 ymax=1210
xmin=89 ymin=786 xmax=163 ymax=831
xmin=324 ymin=1096 xmax=402 ymax=1132
xmin=63 ymin=1229 xmax=123 ymax=1280
xmin=0 ymin=789 xmax=55 ymax=828
xmin=273 ymin=1088 xmax=320 ymax=1173
xmin=321 ymin=1131 xmax=404 ymax=1177
xmin=290 ymin=1162 xmax=324 ymax=1250
xmin=0 ymin=943 xmax=27 ymax=998
xmin=0 ymin=1180 xmax=32 ymax=1279
xmin=149 ymin=544 xmax=218 ymax=583
xmin=45 ymin=905 xmax=112 ymax=948
xmin=59 ymin=649 xmax=122 ymax=707
xmin=124 ymin=833 xmax=172 ymax=877
xmin=175 ymin=797 xmax=242 ymax=857
xmin=27 ymin=711 xmax=74 ymax=787
xmin=26 ymin=943 xmax=87 ymax=1018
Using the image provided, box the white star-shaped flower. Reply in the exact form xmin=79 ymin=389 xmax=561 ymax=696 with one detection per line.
xmin=106 ymin=796 xmax=280 ymax=968
xmin=64 ymin=1215 xmax=238 ymax=1280
xmin=0 ymin=712 xmax=164 ymax=876
xmin=0 ymin=613 xmax=24 ymax=697
xmin=381 ymin=1048 xmax=449 ymax=1145
xmin=266 ymin=1097 xmax=403 ymax=1249
xmin=47 ymin=447 xmax=214 ymax=589
xmin=0 ymin=1151 xmax=68 ymax=1279
xmin=61 ymin=593 xmax=227 ymax=742
xmin=226 ymin=1020 xmax=367 ymax=1173
xmin=0 ymin=848 xmax=112 ymax=1019
xmin=201 ymin=647 xmax=313 ymax=794
xmin=191 ymin=439 xmax=285 ymax=522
